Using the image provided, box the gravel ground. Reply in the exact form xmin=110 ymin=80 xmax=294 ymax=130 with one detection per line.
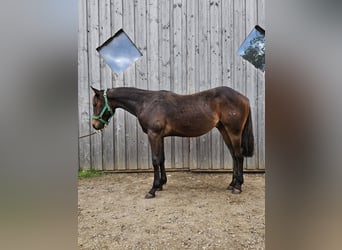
xmin=78 ymin=172 xmax=265 ymax=249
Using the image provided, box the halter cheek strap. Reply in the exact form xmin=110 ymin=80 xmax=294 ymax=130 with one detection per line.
xmin=92 ymin=89 xmax=114 ymax=126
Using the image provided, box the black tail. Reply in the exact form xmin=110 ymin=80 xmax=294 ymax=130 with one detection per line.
xmin=242 ymin=107 xmax=254 ymax=157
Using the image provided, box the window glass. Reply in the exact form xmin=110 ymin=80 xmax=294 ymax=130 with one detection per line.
xmin=97 ymin=29 xmax=142 ymax=75
xmin=237 ymin=25 xmax=265 ymax=71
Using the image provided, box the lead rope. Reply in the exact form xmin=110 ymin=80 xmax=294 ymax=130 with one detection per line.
xmin=79 ymin=129 xmax=104 ymax=139
xmin=79 ymin=131 xmax=97 ymax=139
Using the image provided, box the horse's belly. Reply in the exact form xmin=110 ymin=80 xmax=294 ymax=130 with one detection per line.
xmin=166 ymin=116 xmax=218 ymax=137
xmin=176 ymin=126 xmax=213 ymax=137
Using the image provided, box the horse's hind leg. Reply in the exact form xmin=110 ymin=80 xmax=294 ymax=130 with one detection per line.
xmin=217 ymin=124 xmax=237 ymax=190
xmin=227 ymin=133 xmax=244 ymax=194
xmin=217 ymin=123 xmax=244 ymax=194
xmin=145 ymin=131 xmax=165 ymax=199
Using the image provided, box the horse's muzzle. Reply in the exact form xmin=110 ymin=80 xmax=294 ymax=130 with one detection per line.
xmin=92 ymin=119 xmax=104 ymax=130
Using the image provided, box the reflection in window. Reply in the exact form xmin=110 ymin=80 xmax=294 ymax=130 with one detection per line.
xmin=97 ymin=29 xmax=142 ymax=75
xmin=237 ymin=25 xmax=265 ymax=72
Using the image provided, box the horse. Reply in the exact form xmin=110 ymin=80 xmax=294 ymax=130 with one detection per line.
xmin=90 ymin=86 xmax=254 ymax=198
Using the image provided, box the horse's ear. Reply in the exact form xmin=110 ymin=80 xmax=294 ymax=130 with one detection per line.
xmin=90 ymin=86 xmax=100 ymax=95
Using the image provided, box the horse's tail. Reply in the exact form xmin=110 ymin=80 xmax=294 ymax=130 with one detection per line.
xmin=242 ymin=107 xmax=254 ymax=157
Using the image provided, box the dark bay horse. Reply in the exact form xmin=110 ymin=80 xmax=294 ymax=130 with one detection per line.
xmin=91 ymin=86 xmax=254 ymax=198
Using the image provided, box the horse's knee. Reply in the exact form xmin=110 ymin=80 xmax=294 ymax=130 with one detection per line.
xmin=153 ymin=178 xmax=161 ymax=188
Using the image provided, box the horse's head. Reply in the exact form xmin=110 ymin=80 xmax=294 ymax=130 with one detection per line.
xmin=91 ymin=86 xmax=114 ymax=130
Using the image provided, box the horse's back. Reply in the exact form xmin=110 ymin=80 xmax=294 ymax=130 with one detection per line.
xmin=148 ymin=86 xmax=249 ymax=115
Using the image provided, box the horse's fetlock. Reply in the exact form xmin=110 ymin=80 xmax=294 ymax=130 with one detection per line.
xmin=153 ymin=179 xmax=161 ymax=188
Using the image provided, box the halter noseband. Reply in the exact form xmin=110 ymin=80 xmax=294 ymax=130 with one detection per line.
xmin=92 ymin=89 xmax=114 ymax=126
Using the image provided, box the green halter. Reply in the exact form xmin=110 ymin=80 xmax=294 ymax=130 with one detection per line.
xmin=92 ymin=89 xmax=114 ymax=126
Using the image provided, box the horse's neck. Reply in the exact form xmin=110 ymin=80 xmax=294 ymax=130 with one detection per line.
xmin=109 ymin=87 xmax=146 ymax=116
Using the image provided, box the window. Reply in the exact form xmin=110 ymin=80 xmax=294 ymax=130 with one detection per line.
xmin=97 ymin=29 xmax=142 ymax=75
xmin=237 ymin=25 xmax=265 ymax=72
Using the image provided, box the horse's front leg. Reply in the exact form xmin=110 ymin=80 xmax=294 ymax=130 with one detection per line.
xmin=145 ymin=132 xmax=164 ymax=199
xmin=159 ymin=161 xmax=167 ymax=190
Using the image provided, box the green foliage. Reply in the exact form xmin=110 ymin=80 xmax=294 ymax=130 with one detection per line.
xmin=242 ymin=35 xmax=265 ymax=71
xmin=78 ymin=169 xmax=104 ymax=179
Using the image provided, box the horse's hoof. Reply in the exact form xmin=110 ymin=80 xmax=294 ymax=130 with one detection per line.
xmin=232 ymin=188 xmax=242 ymax=194
xmin=227 ymin=185 xmax=234 ymax=190
xmin=145 ymin=193 xmax=155 ymax=199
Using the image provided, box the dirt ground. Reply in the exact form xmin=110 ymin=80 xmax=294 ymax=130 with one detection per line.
xmin=78 ymin=172 xmax=265 ymax=250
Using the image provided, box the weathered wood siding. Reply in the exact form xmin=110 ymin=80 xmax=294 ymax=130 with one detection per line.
xmin=78 ymin=0 xmax=265 ymax=171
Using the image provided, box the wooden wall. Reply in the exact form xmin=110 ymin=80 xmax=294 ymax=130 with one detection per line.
xmin=78 ymin=0 xmax=265 ymax=171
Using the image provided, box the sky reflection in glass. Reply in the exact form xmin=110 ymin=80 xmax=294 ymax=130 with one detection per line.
xmin=237 ymin=25 xmax=265 ymax=71
xmin=97 ymin=29 xmax=142 ymax=75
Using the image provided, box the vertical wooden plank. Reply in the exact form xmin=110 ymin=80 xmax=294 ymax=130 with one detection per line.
xmin=147 ymin=0 xmax=160 ymax=169
xmin=78 ymin=0 xmax=91 ymax=170
xmin=135 ymin=0 xmax=150 ymax=170
xmin=158 ymin=0 xmax=171 ymax=91
xmin=193 ymin=0 xmax=201 ymax=170
xmin=210 ymin=0 xmax=223 ymax=170
xmin=87 ymin=0 xmax=103 ymax=170
xmin=221 ymin=0 xmax=234 ymax=170
xmin=257 ymin=69 xmax=265 ymax=170
xmin=245 ymin=0 xmax=259 ymax=170
xmin=123 ymin=0 xmax=138 ymax=170
xmin=233 ymin=0 xmax=247 ymax=170
xmin=111 ymin=0 xmax=126 ymax=170
xmin=257 ymin=0 xmax=265 ymax=28
xmin=209 ymin=0 xmax=222 ymax=88
xmin=233 ymin=0 xmax=246 ymax=94
xmin=181 ymin=0 xmax=190 ymax=170
xmin=169 ymin=0 xmax=175 ymax=170
xmin=197 ymin=0 xmax=211 ymax=170
xmin=158 ymin=0 xmax=172 ymax=169
xmin=257 ymin=0 xmax=265 ymax=170
xmin=99 ymin=0 xmax=114 ymax=170
xmin=147 ymin=0 xmax=159 ymax=91
xmin=187 ymin=0 xmax=197 ymax=170
xmin=221 ymin=0 xmax=234 ymax=89
xmin=172 ymin=0 xmax=185 ymax=169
